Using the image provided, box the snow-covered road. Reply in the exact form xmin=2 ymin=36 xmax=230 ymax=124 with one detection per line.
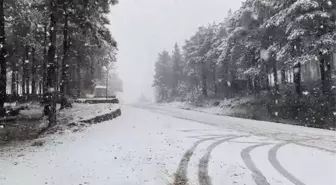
xmin=1 ymin=105 xmax=335 ymax=185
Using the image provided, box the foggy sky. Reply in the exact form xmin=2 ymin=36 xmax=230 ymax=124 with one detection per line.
xmin=108 ymin=0 xmax=244 ymax=103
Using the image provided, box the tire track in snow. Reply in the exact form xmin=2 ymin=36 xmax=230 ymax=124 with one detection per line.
xmin=241 ymin=143 xmax=271 ymax=185
xmin=173 ymin=135 xmax=234 ymax=185
xmin=268 ymin=143 xmax=306 ymax=185
xmin=198 ymin=136 xmax=242 ymax=185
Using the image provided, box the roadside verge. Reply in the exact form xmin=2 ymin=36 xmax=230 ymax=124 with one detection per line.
xmin=1 ymin=103 xmax=121 ymax=145
xmin=44 ymin=103 xmax=121 ymax=135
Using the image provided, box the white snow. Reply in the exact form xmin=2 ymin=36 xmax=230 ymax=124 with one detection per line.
xmin=4 ymin=102 xmax=17 ymax=107
xmin=209 ymin=141 xmax=255 ymax=185
xmin=20 ymin=106 xmax=43 ymax=118
xmin=260 ymin=49 xmax=270 ymax=61
xmin=327 ymin=1 xmax=332 ymax=6
xmin=227 ymin=81 xmax=231 ymax=87
xmin=95 ymin=85 xmax=107 ymax=89
xmin=0 ymin=105 xmax=335 ymax=185
xmin=303 ymin=91 xmax=309 ymax=95
xmin=251 ymin=13 xmax=258 ymax=20
xmin=3 ymin=102 xmax=43 ymax=118
xmin=141 ymin=103 xmax=336 ymax=152
xmin=161 ymin=97 xmax=252 ymax=117
xmin=59 ymin=103 xmax=120 ymax=123
xmin=278 ymin=144 xmax=336 ymax=185
xmin=76 ymin=98 xmax=117 ymax=102
xmin=48 ymin=87 xmax=55 ymax=92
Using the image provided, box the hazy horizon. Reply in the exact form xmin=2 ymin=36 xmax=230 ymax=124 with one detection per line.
xmin=108 ymin=0 xmax=244 ymax=103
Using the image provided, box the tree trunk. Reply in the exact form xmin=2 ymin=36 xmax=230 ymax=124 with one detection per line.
xmin=212 ymin=65 xmax=217 ymax=95
xmin=60 ymin=8 xmax=69 ymax=109
xmin=0 ymin=0 xmax=6 ymax=111
xmin=45 ymin=1 xmax=57 ymax=125
xmin=254 ymin=75 xmax=261 ymax=95
xmin=43 ymin=23 xmax=48 ymax=94
xmin=76 ymin=55 xmax=81 ymax=97
xmin=201 ymin=63 xmax=207 ymax=97
xmin=25 ymin=46 xmax=30 ymax=96
xmin=11 ymin=63 xmax=17 ymax=97
xmin=11 ymin=71 xmax=15 ymax=95
xmin=319 ymin=53 xmax=332 ymax=95
xmin=281 ymin=69 xmax=286 ymax=84
xmin=222 ymin=65 xmax=230 ymax=98
xmin=248 ymin=76 xmax=253 ymax=92
xmin=16 ymin=72 xmax=19 ymax=96
xmin=272 ymin=58 xmax=279 ymax=94
xmin=39 ymin=81 xmax=42 ymax=95
xmin=31 ymin=48 xmax=36 ymax=95
xmin=21 ymin=57 xmax=26 ymax=96
xmin=90 ymin=60 xmax=94 ymax=94
xmin=294 ymin=62 xmax=301 ymax=96
xmin=325 ymin=55 xmax=332 ymax=95
xmin=56 ymin=57 xmax=59 ymax=92
xmin=263 ymin=65 xmax=271 ymax=92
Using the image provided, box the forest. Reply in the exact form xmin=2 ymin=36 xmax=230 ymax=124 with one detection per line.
xmin=0 ymin=0 xmax=118 ymax=125
xmin=153 ymin=0 xmax=336 ymax=128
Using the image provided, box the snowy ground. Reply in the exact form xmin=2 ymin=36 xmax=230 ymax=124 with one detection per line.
xmin=0 ymin=103 xmax=120 ymax=142
xmin=161 ymin=98 xmax=251 ymax=116
xmin=44 ymin=103 xmax=121 ymax=135
xmin=59 ymin=103 xmax=120 ymax=123
xmin=0 ymin=104 xmax=335 ymax=185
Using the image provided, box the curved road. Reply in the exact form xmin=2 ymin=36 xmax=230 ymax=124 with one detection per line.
xmin=0 ymin=105 xmax=335 ymax=185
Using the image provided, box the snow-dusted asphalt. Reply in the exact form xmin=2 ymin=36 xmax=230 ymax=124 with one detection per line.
xmin=1 ymin=105 xmax=335 ymax=185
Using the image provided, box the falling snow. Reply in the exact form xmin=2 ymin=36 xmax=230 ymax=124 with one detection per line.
xmin=260 ymin=49 xmax=270 ymax=61
xmin=303 ymin=91 xmax=309 ymax=95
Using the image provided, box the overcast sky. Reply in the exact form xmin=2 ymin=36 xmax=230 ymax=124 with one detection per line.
xmin=108 ymin=0 xmax=244 ymax=103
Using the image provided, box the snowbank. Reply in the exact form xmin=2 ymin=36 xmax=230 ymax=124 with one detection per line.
xmin=162 ymin=97 xmax=252 ymax=116
xmin=45 ymin=103 xmax=121 ymax=135
xmin=59 ymin=103 xmax=120 ymax=123
xmin=0 ymin=103 xmax=121 ymax=142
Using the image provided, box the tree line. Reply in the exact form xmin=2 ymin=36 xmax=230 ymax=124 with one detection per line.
xmin=153 ymin=0 xmax=336 ymax=127
xmin=0 ymin=0 xmax=118 ymax=124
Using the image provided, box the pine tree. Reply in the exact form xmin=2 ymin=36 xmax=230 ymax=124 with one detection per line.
xmin=153 ymin=50 xmax=173 ymax=102
xmin=171 ymin=43 xmax=183 ymax=96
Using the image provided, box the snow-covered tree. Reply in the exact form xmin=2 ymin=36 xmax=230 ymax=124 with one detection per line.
xmin=0 ymin=0 xmax=119 ymax=122
xmin=171 ymin=43 xmax=184 ymax=96
xmin=152 ymin=0 xmax=335 ymax=126
xmin=153 ymin=50 xmax=173 ymax=102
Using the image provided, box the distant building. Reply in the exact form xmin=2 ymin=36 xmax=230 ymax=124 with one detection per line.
xmin=93 ymin=85 xmax=107 ymax=97
xmin=93 ymin=85 xmax=116 ymax=98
